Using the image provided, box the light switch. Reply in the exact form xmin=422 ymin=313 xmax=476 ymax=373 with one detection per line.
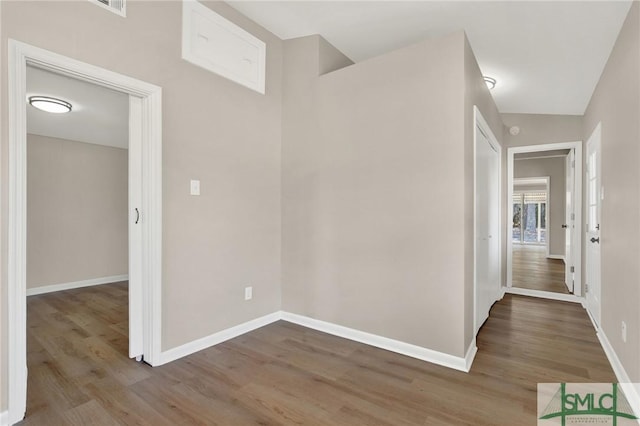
xmin=190 ymin=179 xmax=200 ymax=196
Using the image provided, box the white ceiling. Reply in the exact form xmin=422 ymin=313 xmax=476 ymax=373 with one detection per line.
xmin=27 ymin=66 xmax=129 ymax=149
xmin=229 ymin=1 xmax=633 ymax=115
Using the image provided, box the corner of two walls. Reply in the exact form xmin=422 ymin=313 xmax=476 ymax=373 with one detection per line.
xmin=284 ymin=31 xmax=493 ymax=359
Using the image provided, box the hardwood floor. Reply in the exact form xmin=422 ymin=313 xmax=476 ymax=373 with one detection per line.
xmin=21 ymin=283 xmax=614 ymax=425
xmin=512 ymin=244 xmax=569 ymax=294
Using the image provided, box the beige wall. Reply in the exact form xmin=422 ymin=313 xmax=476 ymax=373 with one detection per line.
xmin=27 ymin=134 xmax=128 ymax=288
xmin=283 ymin=32 xmax=502 ymax=358
xmin=1 ymin=1 xmax=283 ymax=408
xmin=502 ymin=114 xmax=583 ymax=148
xmin=583 ymin=2 xmax=640 ymax=382
xmin=513 ymin=157 xmax=566 ymax=257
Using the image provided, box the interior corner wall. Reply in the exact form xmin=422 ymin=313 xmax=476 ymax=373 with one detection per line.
xmin=583 ymin=1 xmax=640 ymax=382
xmin=283 ymin=32 xmax=471 ymax=358
xmin=513 ymin=157 xmax=566 ymax=257
xmin=26 ymin=134 xmax=128 ymax=289
xmin=318 ymin=37 xmax=354 ymax=75
xmin=1 ymin=1 xmax=283 ymax=404
xmin=281 ymin=35 xmax=322 ymax=314
xmin=463 ymin=35 xmax=504 ymax=351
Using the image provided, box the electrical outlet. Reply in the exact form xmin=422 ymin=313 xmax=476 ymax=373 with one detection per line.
xmin=622 ymin=321 xmax=627 ymax=343
xmin=190 ymin=179 xmax=200 ymax=196
xmin=244 ymin=286 xmax=252 ymax=301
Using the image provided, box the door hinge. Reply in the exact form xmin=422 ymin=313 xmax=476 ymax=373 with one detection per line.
xmin=570 ymin=266 xmax=575 ymax=273
xmin=571 ymin=213 xmax=575 ymax=220
xmin=572 ymin=160 xmax=575 ymax=168
xmin=586 ymin=284 xmax=589 ymax=293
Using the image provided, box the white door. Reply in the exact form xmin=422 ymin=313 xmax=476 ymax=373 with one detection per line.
xmin=564 ymin=149 xmax=575 ymax=292
xmin=586 ymin=124 xmax=602 ymax=327
xmin=475 ymin=124 xmax=500 ymax=334
xmin=128 ymin=96 xmax=144 ymax=359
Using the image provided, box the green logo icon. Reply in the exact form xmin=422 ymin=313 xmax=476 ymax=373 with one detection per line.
xmin=539 ymin=383 xmax=638 ymax=425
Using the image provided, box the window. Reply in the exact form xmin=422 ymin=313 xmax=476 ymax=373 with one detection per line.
xmin=512 ymin=191 xmax=547 ymax=244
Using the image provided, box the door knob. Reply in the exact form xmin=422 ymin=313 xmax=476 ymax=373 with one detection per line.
xmin=590 ymin=237 xmax=600 ymax=243
xmin=562 ymin=224 xmax=568 ymax=229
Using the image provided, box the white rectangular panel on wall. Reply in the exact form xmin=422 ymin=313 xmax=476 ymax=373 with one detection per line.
xmin=182 ymin=0 xmax=266 ymax=94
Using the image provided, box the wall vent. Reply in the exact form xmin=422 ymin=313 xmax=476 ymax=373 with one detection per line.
xmin=182 ymin=0 xmax=266 ymax=94
xmin=90 ymin=0 xmax=126 ymax=17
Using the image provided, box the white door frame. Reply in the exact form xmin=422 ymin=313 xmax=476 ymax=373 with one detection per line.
xmin=7 ymin=40 xmax=163 ymax=424
xmin=473 ymin=106 xmax=502 ymax=335
xmin=506 ymin=142 xmax=582 ymax=297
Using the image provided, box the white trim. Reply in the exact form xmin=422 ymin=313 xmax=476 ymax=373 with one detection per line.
xmin=156 ymin=311 xmax=479 ymax=373
xmin=514 ymin=154 xmax=568 ymax=161
xmin=547 ymin=255 xmax=565 ymax=261
xmin=596 ymin=330 xmax=640 ymax=420
xmin=7 ymin=40 xmax=163 ymax=424
xmin=158 ymin=312 xmax=282 ymax=365
xmin=281 ymin=312 xmax=474 ymax=372
xmin=505 ymin=286 xmax=583 ymax=304
xmin=507 ymin=141 xmax=582 ymax=298
xmin=499 ymin=286 xmax=508 ymax=300
xmin=585 ymin=123 xmax=602 ymax=329
xmin=464 ymin=339 xmax=478 ymax=372
xmin=1 ymin=411 xmax=8 ymax=426
xmin=25 ymin=275 xmax=128 ymax=296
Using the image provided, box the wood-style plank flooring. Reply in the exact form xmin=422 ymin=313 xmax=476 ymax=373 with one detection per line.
xmin=512 ymin=244 xmax=569 ymax=294
xmin=21 ymin=282 xmax=614 ymax=425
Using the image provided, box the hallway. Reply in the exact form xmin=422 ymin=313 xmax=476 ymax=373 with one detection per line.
xmin=21 ymin=284 xmax=614 ymax=425
xmin=512 ymin=244 xmax=569 ymax=294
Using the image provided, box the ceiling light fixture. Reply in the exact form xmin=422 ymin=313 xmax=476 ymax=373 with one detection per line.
xmin=28 ymin=96 xmax=72 ymax=113
xmin=483 ymin=76 xmax=497 ymax=90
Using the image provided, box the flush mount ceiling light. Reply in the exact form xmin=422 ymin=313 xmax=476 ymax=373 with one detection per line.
xmin=483 ymin=76 xmax=497 ymax=90
xmin=28 ymin=96 xmax=72 ymax=113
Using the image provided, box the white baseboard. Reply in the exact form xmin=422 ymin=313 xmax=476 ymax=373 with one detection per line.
xmin=26 ymin=274 xmax=129 ymax=296
xmin=158 ymin=310 xmax=476 ymax=373
xmin=499 ymin=286 xmax=508 ymax=300
xmin=281 ymin=311 xmax=473 ymax=372
xmin=505 ymin=286 xmax=583 ymax=304
xmin=596 ymin=329 xmax=640 ymax=420
xmin=0 ymin=410 xmax=8 ymax=426
xmin=465 ymin=339 xmax=478 ymax=372
xmin=158 ymin=312 xmax=282 ymax=365
xmin=547 ymin=254 xmax=565 ymax=260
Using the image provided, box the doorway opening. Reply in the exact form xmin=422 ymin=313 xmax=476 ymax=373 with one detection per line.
xmin=24 ymin=64 xmax=133 ymax=421
xmin=506 ymin=142 xmax=582 ymax=302
xmin=7 ymin=40 xmax=162 ymax=424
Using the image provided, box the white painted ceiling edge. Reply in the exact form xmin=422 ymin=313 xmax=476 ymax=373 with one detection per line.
xmin=228 ymin=0 xmax=633 ymax=115
xmin=26 ymin=65 xmax=129 ymax=149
